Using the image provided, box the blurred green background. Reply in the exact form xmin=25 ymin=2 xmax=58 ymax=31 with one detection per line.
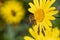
xmin=0 ymin=0 xmax=60 ymax=40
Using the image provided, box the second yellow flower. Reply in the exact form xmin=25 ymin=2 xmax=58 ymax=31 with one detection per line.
xmin=1 ymin=1 xmax=25 ymax=24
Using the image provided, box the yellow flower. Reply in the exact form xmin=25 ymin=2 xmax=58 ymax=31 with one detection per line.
xmin=24 ymin=24 xmax=44 ymax=40
xmin=1 ymin=1 xmax=25 ymax=24
xmin=24 ymin=25 xmax=60 ymax=40
xmin=44 ymin=27 xmax=60 ymax=40
xmin=28 ymin=0 xmax=58 ymax=28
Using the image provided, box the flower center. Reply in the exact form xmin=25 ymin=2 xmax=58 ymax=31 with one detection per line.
xmin=34 ymin=9 xmax=44 ymax=22
xmin=11 ymin=10 xmax=16 ymax=16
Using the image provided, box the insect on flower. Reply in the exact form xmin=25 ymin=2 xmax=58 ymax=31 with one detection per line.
xmin=28 ymin=13 xmax=37 ymax=25
xmin=28 ymin=0 xmax=58 ymax=29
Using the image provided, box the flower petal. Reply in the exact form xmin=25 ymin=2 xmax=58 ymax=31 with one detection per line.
xmin=33 ymin=0 xmax=39 ymax=8
xmin=24 ymin=36 xmax=34 ymax=40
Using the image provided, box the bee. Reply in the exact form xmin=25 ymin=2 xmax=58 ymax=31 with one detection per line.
xmin=28 ymin=14 xmax=36 ymax=25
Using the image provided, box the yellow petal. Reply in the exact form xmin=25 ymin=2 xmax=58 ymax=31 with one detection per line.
xmin=52 ymin=27 xmax=59 ymax=37
xmin=48 ymin=7 xmax=56 ymax=12
xmin=48 ymin=16 xmax=56 ymax=20
xmin=43 ymin=21 xmax=49 ymax=29
xmin=40 ymin=0 xmax=43 ymax=8
xmin=29 ymin=2 xmax=35 ymax=8
xmin=47 ymin=10 xmax=58 ymax=15
xmin=32 ymin=24 xmax=38 ymax=35
xmin=45 ymin=0 xmax=56 ymax=10
xmin=33 ymin=0 xmax=39 ymax=8
xmin=45 ymin=20 xmax=52 ymax=26
xmin=58 ymin=38 xmax=60 ymax=40
xmin=24 ymin=36 xmax=34 ymax=40
xmin=28 ymin=8 xmax=34 ymax=13
xmin=42 ymin=0 xmax=46 ymax=6
xmin=29 ymin=28 xmax=37 ymax=38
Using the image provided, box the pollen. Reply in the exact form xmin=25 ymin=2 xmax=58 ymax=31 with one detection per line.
xmin=34 ymin=9 xmax=44 ymax=22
